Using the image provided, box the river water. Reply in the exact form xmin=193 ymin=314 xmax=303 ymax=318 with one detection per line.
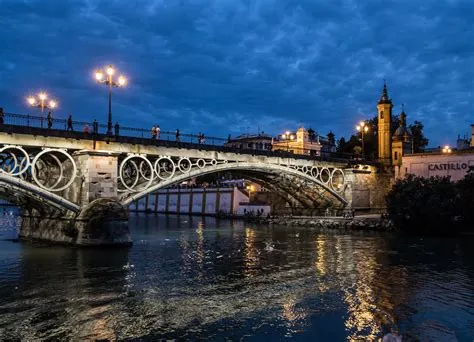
xmin=0 ymin=213 xmax=473 ymax=340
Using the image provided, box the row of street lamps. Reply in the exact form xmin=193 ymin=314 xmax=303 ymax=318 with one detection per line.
xmin=26 ymin=64 xmax=127 ymax=134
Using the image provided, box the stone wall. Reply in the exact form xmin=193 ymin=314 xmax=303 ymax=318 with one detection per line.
xmin=344 ymin=167 xmax=392 ymax=210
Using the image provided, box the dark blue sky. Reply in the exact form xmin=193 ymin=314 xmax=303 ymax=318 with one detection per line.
xmin=1 ymin=0 xmax=473 ymax=146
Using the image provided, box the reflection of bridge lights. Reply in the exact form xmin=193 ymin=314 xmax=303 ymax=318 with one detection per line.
xmin=196 ymin=221 xmax=204 ymax=268
xmin=314 ymin=238 xmax=327 ymax=277
xmin=244 ymin=228 xmax=258 ymax=277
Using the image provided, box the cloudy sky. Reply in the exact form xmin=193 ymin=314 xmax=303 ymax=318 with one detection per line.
xmin=0 ymin=0 xmax=473 ymax=146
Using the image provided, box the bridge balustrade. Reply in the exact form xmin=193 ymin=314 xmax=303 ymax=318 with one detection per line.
xmin=0 ymin=112 xmax=368 ymax=165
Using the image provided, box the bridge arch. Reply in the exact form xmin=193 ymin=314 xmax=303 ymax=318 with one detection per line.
xmin=122 ymin=161 xmax=348 ymax=206
xmin=0 ymin=173 xmax=80 ymax=213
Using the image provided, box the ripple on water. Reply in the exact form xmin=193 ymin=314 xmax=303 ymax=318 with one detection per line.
xmin=0 ymin=215 xmax=473 ymax=340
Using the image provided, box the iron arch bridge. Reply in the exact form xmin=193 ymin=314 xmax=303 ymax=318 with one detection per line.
xmin=0 ymin=145 xmax=350 ymax=212
xmin=117 ymin=154 xmax=348 ymax=206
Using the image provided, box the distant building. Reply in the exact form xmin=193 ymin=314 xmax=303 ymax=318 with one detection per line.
xmin=224 ymin=133 xmax=273 ymax=151
xmin=271 ymin=127 xmax=336 ymax=156
xmin=398 ymin=149 xmax=474 ymax=181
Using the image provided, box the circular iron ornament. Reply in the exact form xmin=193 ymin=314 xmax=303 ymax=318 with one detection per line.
xmin=311 ymin=166 xmax=319 ymax=178
xmin=319 ymin=167 xmax=331 ymax=184
xmin=31 ymin=148 xmax=77 ymax=192
xmin=178 ymin=157 xmax=192 ymax=173
xmin=211 ymin=159 xmax=217 ymax=166
xmin=302 ymin=166 xmax=311 ymax=174
xmin=154 ymin=156 xmax=176 ymax=180
xmin=0 ymin=145 xmax=30 ymax=176
xmin=196 ymin=159 xmax=206 ymax=169
xmin=330 ymin=169 xmax=345 ymax=192
xmin=139 ymin=160 xmax=155 ymax=181
xmin=120 ymin=155 xmax=153 ymax=191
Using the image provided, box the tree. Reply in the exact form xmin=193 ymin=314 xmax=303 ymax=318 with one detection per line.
xmin=386 ymin=175 xmax=458 ymax=234
xmin=457 ymin=167 xmax=474 ymax=225
xmin=336 ymin=137 xmax=346 ymax=153
xmin=409 ymin=120 xmax=429 ymax=152
xmin=307 ymin=128 xmax=316 ymax=142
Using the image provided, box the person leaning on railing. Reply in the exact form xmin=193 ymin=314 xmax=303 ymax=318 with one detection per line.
xmin=47 ymin=111 xmax=53 ymax=129
xmin=93 ymin=119 xmax=98 ymax=134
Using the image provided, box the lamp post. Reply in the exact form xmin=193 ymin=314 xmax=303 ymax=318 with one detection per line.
xmin=356 ymin=121 xmax=369 ymax=159
xmin=95 ymin=65 xmax=127 ymax=135
xmin=27 ymin=92 xmax=58 ymax=128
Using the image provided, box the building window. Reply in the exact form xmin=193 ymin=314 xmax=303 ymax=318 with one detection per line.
xmin=394 ymin=151 xmax=398 ymax=160
xmin=248 ymin=143 xmax=253 ymax=148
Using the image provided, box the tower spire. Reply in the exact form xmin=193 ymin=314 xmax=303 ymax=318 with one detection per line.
xmin=378 ymin=80 xmax=392 ymax=105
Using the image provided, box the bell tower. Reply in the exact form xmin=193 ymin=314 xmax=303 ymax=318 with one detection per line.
xmin=377 ymin=81 xmax=393 ymax=166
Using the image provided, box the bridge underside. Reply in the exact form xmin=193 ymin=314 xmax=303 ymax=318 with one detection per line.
xmin=230 ymin=170 xmax=346 ymax=213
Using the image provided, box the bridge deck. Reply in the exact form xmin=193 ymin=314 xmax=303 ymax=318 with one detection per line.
xmin=0 ymin=124 xmax=372 ymax=166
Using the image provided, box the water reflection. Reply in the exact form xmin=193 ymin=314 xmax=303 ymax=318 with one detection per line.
xmin=0 ymin=214 xmax=473 ymax=340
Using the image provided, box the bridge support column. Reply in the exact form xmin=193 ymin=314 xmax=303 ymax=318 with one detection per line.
xmin=19 ymin=150 xmax=131 ymax=246
xmin=343 ymin=167 xmax=392 ymax=212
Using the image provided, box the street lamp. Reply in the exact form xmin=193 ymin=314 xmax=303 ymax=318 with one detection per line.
xmin=95 ymin=64 xmax=127 ymax=135
xmin=27 ymin=92 xmax=58 ymax=127
xmin=442 ymin=145 xmax=452 ymax=153
xmin=281 ymin=130 xmax=295 ymax=152
xmin=356 ymin=121 xmax=369 ymax=159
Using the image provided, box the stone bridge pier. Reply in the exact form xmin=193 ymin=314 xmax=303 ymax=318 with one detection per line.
xmin=19 ymin=150 xmax=131 ymax=246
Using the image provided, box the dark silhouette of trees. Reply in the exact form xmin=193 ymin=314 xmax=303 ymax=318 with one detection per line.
xmin=409 ymin=120 xmax=429 ymax=152
xmin=386 ymin=171 xmax=474 ymax=234
xmin=307 ymin=128 xmax=316 ymax=142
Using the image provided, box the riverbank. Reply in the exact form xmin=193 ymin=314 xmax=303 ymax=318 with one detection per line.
xmin=267 ymin=214 xmax=395 ymax=232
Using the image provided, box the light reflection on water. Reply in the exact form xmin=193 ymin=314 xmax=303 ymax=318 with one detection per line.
xmin=0 ymin=213 xmax=473 ymax=340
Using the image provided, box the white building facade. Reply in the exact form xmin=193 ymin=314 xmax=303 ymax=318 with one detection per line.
xmin=398 ymin=150 xmax=474 ymax=182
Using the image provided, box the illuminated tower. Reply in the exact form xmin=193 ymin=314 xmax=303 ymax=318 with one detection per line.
xmin=377 ymin=81 xmax=393 ymax=165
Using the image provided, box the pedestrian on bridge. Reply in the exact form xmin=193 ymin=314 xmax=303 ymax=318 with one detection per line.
xmin=115 ymin=122 xmax=120 ymax=136
xmin=176 ymin=129 xmax=180 ymax=142
xmin=67 ymin=114 xmax=74 ymax=131
xmin=47 ymin=111 xmax=53 ymax=129
xmin=93 ymin=119 xmax=98 ymax=134
xmin=156 ymin=125 xmax=160 ymax=140
xmin=151 ymin=125 xmax=157 ymax=139
xmin=0 ymin=107 xmax=4 ymax=125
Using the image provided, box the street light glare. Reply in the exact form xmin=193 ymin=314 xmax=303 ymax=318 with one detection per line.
xmin=364 ymin=126 xmax=369 ymax=132
xmin=27 ymin=96 xmax=36 ymax=105
xmin=356 ymin=125 xmax=361 ymax=131
xmin=38 ymin=93 xmax=47 ymax=101
xmin=106 ymin=65 xmax=115 ymax=76
xmin=118 ymin=75 xmax=127 ymax=86
xmin=49 ymin=100 xmax=57 ymax=109
xmin=360 ymin=121 xmax=365 ymax=127
xmin=95 ymin=71 xmax=104 ymax=81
